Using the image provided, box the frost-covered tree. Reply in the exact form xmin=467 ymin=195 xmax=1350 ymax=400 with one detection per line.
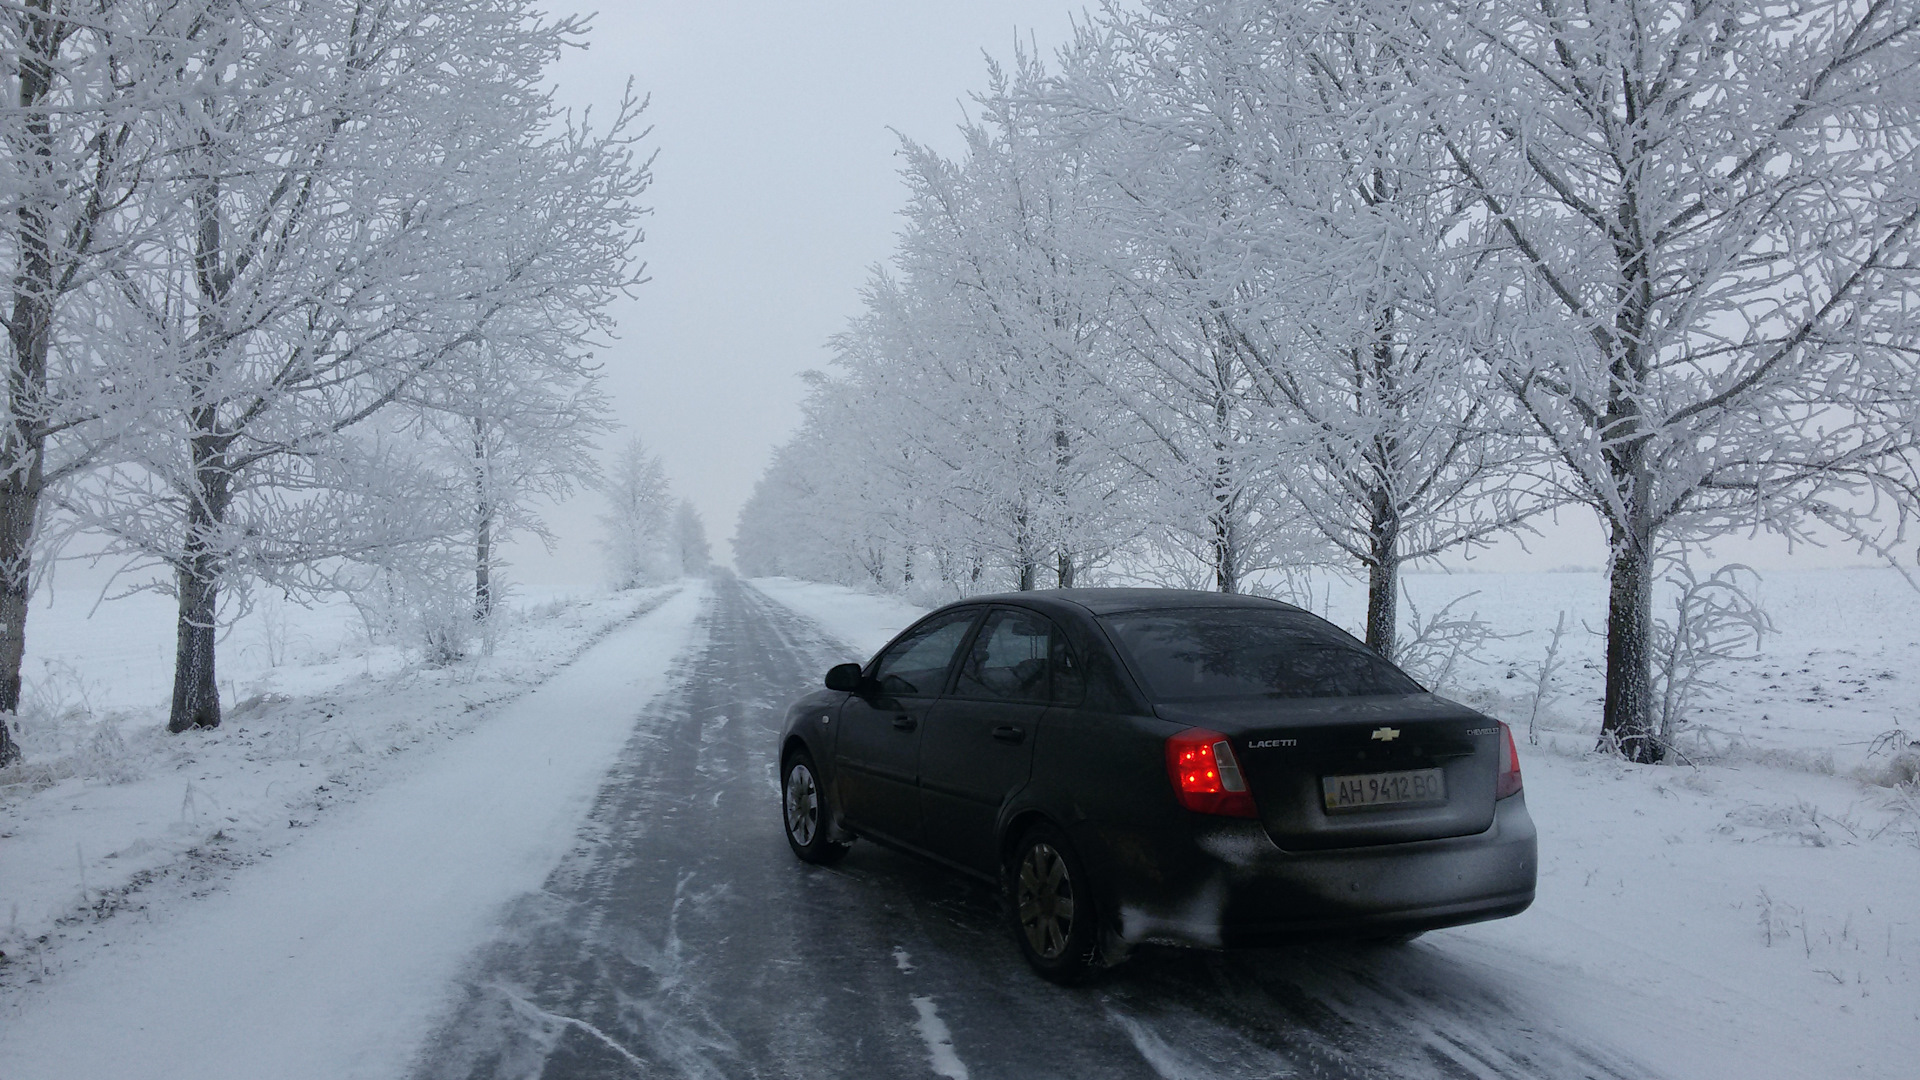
xmin=410 ymin=331 xmax=614 ymax=622
xmin=598 ymin=437 xmax=675 ymax=588
xmin=0 ymin=0 xmax=163 ymax=766
xmin=53 ymin=0 xmax=649 ymax=732
xmin=1381 ymin=0 xmax=1920 ymax=760
xmin=672 ymin=499 xmax=710 ymax=576
xmin=881 ymin=64 xmax=1144 ymax=589
xmin=1045 ymin=2 xmax=1556 ymax=651
xmin=673 ymin=499 xmax=711 ymax=575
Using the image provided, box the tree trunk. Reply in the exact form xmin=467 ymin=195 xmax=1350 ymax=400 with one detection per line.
xmin=0 ymin=0 xmax=65 ymax=768
xmin=1599 ymin=525 xmax=1659 ymax=762
xmin=1596 ymin=171 xmax=1660 ymax=763
xmin=171 ymin=101 xmax=234 ymax=734
xmin=1014 ymin=501 xmax=1036 ymax=591
xmin=473 ymin=421 xmax=492 ymax=621
xmin=1208 ymin=381 xmax=1239 ymax=594
xmin=0 ymin=557 xmax=23 ymax=764
xmin=170 ymin=555 xmax=222 ymax=732
xmin=1365 ymin=488 xmax=1400 ymax=659
xmin=169 ymin=423 xmax=231 ymax=732
xmin=474 ymin=503 xmax=492 ymax=621
xmin=1052 ymin=417 xmax=1073 ymax=590
xmin=0 ymin=387 xmax=43 ymax=764
xmin=1211 ymin=510 xmax=1238 ymax=594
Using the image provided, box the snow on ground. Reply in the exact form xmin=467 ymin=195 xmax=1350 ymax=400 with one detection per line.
xmin=752 ymin=570 xmax=1920 ymax=1080
xmin=0 ymin=580 xmax=709 ymax=1079
xmin=1 ymin=580 xmax=682 ymax=977
xmin=746 ymin=575 xmax=928 ymax=661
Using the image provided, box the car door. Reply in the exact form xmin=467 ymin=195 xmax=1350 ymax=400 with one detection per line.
xmin=834 ymin=607 xmax=980 ymax=848
xmin=919 ymin=607 xmax=1082 ymax=873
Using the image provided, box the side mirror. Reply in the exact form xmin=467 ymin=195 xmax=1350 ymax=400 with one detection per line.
xmin=824 ymin=663 xmax=865 ymax=693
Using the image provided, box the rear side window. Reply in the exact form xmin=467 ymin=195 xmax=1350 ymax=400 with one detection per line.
xmin=951 ymin=608 xmax=1083 ymax=705
xmin=871 ymin=609 xmax=978 ymax=697
xmin=1100 ymin=608 xmax=1422 ymax=702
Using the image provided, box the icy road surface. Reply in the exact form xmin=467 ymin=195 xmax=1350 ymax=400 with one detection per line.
xmin=411 ymin=575 xmax=1651 ymax=1080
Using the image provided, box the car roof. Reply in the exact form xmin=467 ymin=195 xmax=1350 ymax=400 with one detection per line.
xmin=957 ymin=587 xmax=1308 ymax=618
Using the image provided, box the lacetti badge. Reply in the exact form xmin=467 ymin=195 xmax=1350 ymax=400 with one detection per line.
xmin=1370 ymin=727 xmax=1402 ymax=742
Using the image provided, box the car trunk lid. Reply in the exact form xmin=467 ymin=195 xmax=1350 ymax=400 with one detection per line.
xmin=1155 ymin=695 xmax=1500 ymax=851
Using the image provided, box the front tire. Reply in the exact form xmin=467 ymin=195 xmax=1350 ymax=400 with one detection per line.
xmin=782 ymin=751 xmax=850 ymax=865
xmin=1006 ymin=822 xmax=1103 ymax=983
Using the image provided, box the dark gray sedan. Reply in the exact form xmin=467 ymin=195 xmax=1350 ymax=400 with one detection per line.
xmin=777 ymin=588 xmax=1537 ymax=982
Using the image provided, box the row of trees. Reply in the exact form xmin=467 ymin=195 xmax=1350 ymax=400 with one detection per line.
xmin=736 ymin=0 xmax=1920 ymax=762
xmin=599 ymin=437 xmax=711 ymax=587
xmin=0 ymin=0 xmax=649 ymax=763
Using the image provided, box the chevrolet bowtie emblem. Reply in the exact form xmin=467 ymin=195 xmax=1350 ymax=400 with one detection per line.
xmin=1371 ymin=727 xmax=1402 ymax=742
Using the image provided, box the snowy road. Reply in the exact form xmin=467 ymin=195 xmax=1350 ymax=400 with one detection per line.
xmin=411 ymin=575 xmax=1653 ymax=1080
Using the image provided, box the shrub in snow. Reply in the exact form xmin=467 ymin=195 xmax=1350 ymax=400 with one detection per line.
xmin=1395 ymin=592 xmax=1502 ymax=693
xmin=1652 ymin=565 xmax=1772 ymax=756
xmin=1859 ymin=729 xmax=1920 ymax=791
xmin=0 ymin=661 xmax=147 ymax=793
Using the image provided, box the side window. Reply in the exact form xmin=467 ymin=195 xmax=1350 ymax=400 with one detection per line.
xmin=870 ymin=609 xmax=978 ymax=697
xmin=954 ymin=609 xmax=1081 ymax=705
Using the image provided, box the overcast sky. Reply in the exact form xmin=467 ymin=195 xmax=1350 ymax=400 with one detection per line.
xmin=501 ymin=2 xmax=1087 ymax=585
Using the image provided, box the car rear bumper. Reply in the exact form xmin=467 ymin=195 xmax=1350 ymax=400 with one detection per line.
xmin=1102 ymin=793 xmax=1538 ymax=948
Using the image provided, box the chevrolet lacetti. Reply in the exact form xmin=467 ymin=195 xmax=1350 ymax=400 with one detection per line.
xmin=776 ymin=589 xmax=1537 ymax=982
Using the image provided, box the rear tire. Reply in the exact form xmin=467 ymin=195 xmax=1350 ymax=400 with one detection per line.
xmin=1006 ymin=822 xmax=1103 ymax=984
xmin=782 ymin=751 xmax=850 ymax=865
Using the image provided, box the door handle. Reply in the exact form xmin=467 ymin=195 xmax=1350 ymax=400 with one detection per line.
xmin=991 ymin=724 xmax=1025 ymax=744
xmin=892 ymin=715 xmax=918 ymax=731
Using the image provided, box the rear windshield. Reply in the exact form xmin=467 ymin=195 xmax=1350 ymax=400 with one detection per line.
xmin=1100 ymin=607 xmax=1423 ymax=702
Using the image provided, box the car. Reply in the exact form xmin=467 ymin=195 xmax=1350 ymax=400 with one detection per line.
xmin=776 ymin=588 xmax=1537 ymax=982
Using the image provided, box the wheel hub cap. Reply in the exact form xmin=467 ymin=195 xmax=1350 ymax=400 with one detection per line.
xmin=1017 ymin=842 xmax=1075 ymax=959
xmin=785 ymin=763 xmax=818 ymax=846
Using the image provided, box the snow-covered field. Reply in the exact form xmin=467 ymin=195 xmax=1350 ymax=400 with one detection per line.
xmin=1 ymin=580 xmax=686 ymax=976
xmin=751 ymin=569 xmax=1920 ymax=1080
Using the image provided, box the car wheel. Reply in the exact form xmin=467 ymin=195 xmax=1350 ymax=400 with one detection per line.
xmin=783 ymin=751 xmax=850 ymax=865
xmin=1007 ymin=823 xmax=1102 ymax=983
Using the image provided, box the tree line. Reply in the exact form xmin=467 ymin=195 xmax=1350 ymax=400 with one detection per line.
xmin=599 ymin=437 xmax=712 ymax=588
xmin=0 ymin=0 xmax=650 ymax=764
xmin=735 ymin=0 xmax=1920 ymax=763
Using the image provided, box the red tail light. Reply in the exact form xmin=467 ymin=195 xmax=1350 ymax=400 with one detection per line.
xmin=1165 ymin=728 xmax=1258 ymax=818
xmin=1497 ymin=721 xmax=1523 ymax=799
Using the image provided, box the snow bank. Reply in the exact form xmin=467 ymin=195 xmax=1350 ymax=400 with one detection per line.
xmin=750 ymin=571 xmax=1920 ymax=1080
xmin=0 ymin=580 xmax=708 ymax=1079
xmin=1 ymin=586 xmax=679 ymax=964
xmin=745 ymin=576 xmax=925 ymax=658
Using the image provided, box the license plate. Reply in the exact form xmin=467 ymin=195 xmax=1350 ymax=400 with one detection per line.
xmin=1322 ymin=768 xmax=1446 ymax=812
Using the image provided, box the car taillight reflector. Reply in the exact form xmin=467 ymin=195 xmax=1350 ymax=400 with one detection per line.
xmin=1165 ymin=728 xmax=1258 ymax=818
xmin=1497 ymin=721 xmax=1523 ymax=799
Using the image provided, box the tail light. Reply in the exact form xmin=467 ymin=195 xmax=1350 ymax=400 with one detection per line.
xmin=1497 ymin=721 xmax=1523 ymax=799
xmin=1165 ymin=728 xmax=1258 ymax=818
